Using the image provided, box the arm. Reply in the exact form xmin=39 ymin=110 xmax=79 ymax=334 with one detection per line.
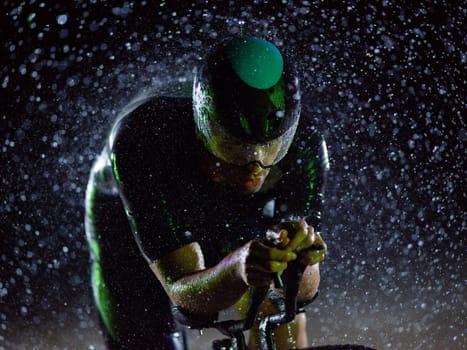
xmin=151 ymin=240 xmax=297 ymax=316
xmin=150 ymin=242 xmax=247 ymax=316
xmin=294 ymin=222 xmax=326 ymax=304
xmin=297 ymin=263 xmax=321 ymax=303
xmin=281 ymin=130 xmax=329 ymax=303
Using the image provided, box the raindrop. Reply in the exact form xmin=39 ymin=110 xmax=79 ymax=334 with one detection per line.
xmin=57 ymin=14 xmax=68 ymax=26
xmin=20 ymin=306 xmax=28 ymax=316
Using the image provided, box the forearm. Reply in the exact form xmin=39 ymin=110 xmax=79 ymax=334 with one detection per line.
xmin=152 ymin=246 xmax=249 ymax=316
xmin=297 ymin=263 xmax=320 ymax=303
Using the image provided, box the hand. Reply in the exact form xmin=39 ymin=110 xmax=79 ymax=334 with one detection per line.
xmin=266 ymin=220 xmax=327 ymax=266
xmin=236 ymin=240 xmax=297 ymax=287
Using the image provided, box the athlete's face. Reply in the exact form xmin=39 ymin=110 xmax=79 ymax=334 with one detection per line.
xmin=207 ymin=138 xmax=282 ymax=194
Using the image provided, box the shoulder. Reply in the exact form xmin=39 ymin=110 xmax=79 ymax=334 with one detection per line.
xmin=270 ymin=117 xmax=330 ymax=221
xmin=283 ymin=118 xmax=329 ymax=171
xmin=107 ymin=95 xmax=193 ymax=184
xmin=108 ymin=95 xmax=192 ymax=153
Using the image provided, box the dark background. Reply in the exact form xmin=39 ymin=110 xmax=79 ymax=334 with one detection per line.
xmin=1 ymin=1 xmax=464 ymax=349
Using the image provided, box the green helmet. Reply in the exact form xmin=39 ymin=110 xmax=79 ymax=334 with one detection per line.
xmin=193 ymin=36 xmax=301 ymax=168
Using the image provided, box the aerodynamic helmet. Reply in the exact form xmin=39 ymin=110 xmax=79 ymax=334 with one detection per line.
xmin=193 ymin=36 xmax=301 ymax=168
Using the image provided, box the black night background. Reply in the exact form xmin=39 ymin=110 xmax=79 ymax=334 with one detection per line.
xmin=1 ymin=1 xmax=464 ymax=349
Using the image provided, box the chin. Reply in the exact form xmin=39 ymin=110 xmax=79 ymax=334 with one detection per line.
xmin=240 ymin=187 xmax=260 ymax=194
xmin=238 ymin=182 xmax=264 ymax=194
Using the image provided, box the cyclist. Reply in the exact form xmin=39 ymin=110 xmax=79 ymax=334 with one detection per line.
xmin=85 ymin=36 xmax=329 ymax=349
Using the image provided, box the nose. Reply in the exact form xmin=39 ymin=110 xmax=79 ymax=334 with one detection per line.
xmin=253 ymin=147 xmax=265 ymax=162
xmin=248 ymin=161 xmax=263 ymax=175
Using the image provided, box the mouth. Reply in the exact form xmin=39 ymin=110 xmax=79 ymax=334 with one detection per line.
xmin=243 ymin=177 xmax=263 ymax=189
